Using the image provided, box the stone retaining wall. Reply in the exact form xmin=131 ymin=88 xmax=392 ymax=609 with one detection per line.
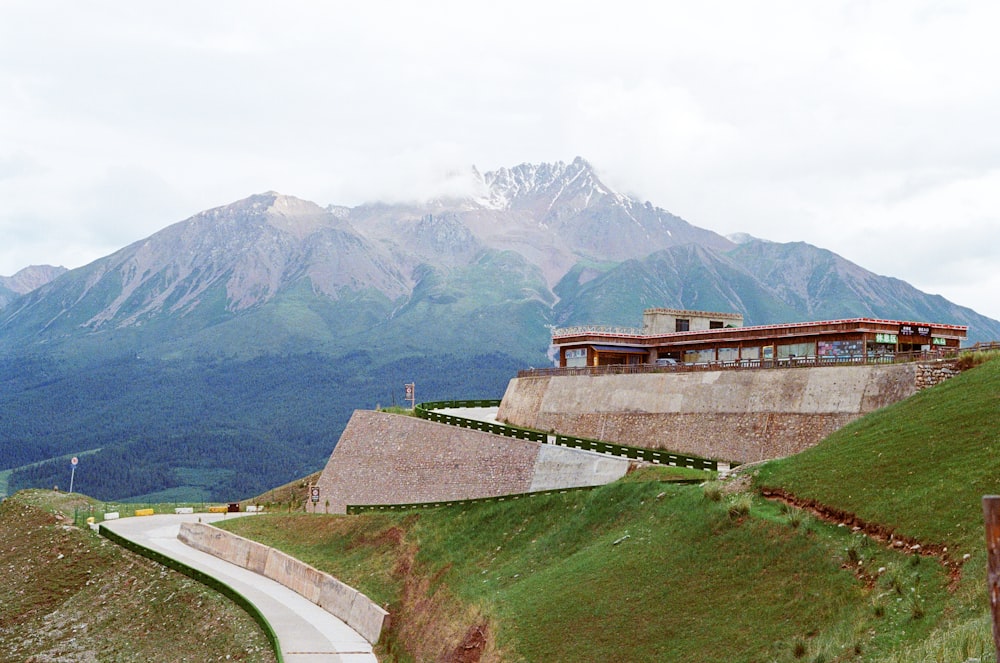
xmin=915 ymin=359 xmax=961 ymax=390
xmin=178 ymin=522 xmax=389 ymax=644
xmin=314 ymin=410 xmax=632 ymax=513
xmin=496 ymin=363 xmax=932 ymax=463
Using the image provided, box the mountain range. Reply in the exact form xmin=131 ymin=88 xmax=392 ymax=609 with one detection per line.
xmin=1 ymin=157 xmax=997 ymax=501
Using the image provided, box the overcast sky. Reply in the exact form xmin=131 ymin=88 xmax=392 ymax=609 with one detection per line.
xmin=2 ymin=2 xmax=998 ymax=321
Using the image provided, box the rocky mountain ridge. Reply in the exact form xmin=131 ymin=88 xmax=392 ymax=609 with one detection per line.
xmin=1 ymin=157 xmax=998 ymax=357
xmin=0 ymin=264 xmax=66 ymax=308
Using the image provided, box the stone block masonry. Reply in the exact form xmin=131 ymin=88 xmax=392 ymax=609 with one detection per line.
xmin=315 ymin=410 xmax=631 ymax=514
xmin=915 ymin=359 xmax=961 ymax=390
xmin=497 ymin=363 xmax=935 ymax=464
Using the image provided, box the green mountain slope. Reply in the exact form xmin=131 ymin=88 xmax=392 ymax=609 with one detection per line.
xmin=553 ymin=245 xmax=802 ymax=326
xmin=553 ymin=240 xmax=1000 ymax=335
xmin=730 ymin=239 xmax=997 ymax=328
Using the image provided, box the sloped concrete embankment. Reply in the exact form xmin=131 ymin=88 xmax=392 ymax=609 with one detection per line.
xmin=314 ymin=410 xmax=632 ymax=514
xmin=178 ymin=522 xmax=389 ymax=644
xmin=497 ymin=364 xmax=921 ymax=464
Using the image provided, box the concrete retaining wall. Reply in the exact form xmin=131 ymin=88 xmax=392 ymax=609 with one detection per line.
xmin=497 ymin=364 xmax=923 ymax=463
xmin=178 ymin=522 xmax=389 ymax=644
xmin=528 ymin=444 xmax=631 ymax=492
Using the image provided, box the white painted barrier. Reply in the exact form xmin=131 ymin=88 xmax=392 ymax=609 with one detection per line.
xmin=174 ymin=507 xmax=194 ymax=514
xmin=104 ymin=512 xmax=120 ymax=520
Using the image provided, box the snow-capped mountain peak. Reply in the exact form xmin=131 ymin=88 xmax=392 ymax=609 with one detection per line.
xmin=477 ymin=157 xmax=614 ymax=212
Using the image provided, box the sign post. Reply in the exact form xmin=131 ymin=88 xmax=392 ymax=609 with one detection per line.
xmin=404 ymin=382 xmax=415 ymax=410
xmin=984 ymin=495 xmax=1000 ymax=658
xmin=310 ymin=485 xmax=320 ymax=513
xmin=69 ymin=457 xmax=78 ymax=494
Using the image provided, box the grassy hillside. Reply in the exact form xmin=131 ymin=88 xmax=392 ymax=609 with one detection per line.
xmin=219 ymin=358 xmax=1000 ymax=663
xmin=220 ymin=472 xmax=975 ymax=662
xmin=755 ymin=356 xmax=1000 ymax=554
xmin=0 ymin=489 xmax=275 ymax=662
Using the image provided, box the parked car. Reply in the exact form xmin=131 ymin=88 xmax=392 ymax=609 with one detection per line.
xmin=654 ymin=358 xmax=678 ymax=366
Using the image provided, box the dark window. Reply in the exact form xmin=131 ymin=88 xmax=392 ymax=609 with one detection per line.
xmin=709 ymin=320 xmax=724 ymax=329
xmin=675 ymin=319 xmax=690 ymax=332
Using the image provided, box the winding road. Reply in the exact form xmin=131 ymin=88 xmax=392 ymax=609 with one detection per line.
xmin=102 ymin=513 xmax=378 ymax=663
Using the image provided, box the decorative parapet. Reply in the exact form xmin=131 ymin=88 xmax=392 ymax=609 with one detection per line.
xmin=552 ymin=325 xmax=644 ymax=337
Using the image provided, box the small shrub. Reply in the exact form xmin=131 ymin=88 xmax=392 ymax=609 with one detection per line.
xmin=882 ymin=570 xmax=904 ymax=595
xmin=727 ymin=493 xmax=752 ymax=519
xmin=910 ymin=592 xmax=925 ymax=620
xmin=792 ymin=639 xmax=808 ymax=658
xmin=788 ymin=510 xmax=803 ymax=529
xmin=955 ymin=351 xmax=996 ymax=371
xmin=702 ymin=482 xmax=723 ymax=502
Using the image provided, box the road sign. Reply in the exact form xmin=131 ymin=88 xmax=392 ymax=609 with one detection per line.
xmin=310 ymin=486 xmax=320 ymax=503
xmin=69 ymin=457 xmax=78 ymax=494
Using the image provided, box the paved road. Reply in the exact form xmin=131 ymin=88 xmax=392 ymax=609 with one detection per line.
xmin=437 ymin=406 xmax=499 ymax=422
xmin=102 ymin=513 xmax=378 ymax=663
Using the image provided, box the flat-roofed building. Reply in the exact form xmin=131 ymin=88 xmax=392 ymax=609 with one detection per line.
xmin=642 ymin=308 xmax=743 ymax=334
xmin=552 ymin=309 xmax=968 ymax=369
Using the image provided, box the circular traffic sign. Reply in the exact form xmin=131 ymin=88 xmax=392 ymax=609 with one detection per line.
xmin=71 ymin=457 xmax=78 ymax=466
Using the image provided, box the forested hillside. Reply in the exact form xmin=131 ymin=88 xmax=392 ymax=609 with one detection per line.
xmin=1 ymin=351 xmax=521 ymax=501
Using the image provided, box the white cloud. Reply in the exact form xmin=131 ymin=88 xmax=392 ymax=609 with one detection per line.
xmin=0 ymin=0 xmax=998 ymax=323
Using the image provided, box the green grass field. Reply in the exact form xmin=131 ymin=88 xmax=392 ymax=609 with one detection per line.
xmin=218 ymin=358 xmax=1000 ymax=662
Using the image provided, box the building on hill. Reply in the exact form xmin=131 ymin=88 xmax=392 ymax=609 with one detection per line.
xmin=642 ymin=308 xmax=744 ymax=334
xmin=552 ymin=309 xmax=967 ymax=368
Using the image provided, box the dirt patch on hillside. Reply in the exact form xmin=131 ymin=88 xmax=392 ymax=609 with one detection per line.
xmin=373 ymin=532 xmax=501 ymax=663
xmin=449 ymin=622 xmax=490 ymax=663
xmin=759 ymin=486 xmax=966 ymax=581
xmin=348 ymin=524 xmax=406 ymax=550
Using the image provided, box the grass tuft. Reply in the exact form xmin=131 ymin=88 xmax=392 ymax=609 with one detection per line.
xmin=703 ymin=481 xmax=723 ymax=502
xmin=727 ymin=493 xmax=752 ymax=519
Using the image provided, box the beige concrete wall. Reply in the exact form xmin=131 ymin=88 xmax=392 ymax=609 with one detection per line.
xmin=528 ymin=444 xmax=631 ymax=492
xmin=178 ymin=522 xmax=389 ymax=644
xmin=497 ymin=364 xmax=920 ymax=463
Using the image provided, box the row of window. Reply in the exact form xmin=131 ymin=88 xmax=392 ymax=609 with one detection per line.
xmin=673 ymin=319 xmax=726 ymax=332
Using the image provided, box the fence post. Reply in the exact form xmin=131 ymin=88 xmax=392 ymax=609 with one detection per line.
xmin=984 ymin=495 xmax=1000 ymax=658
